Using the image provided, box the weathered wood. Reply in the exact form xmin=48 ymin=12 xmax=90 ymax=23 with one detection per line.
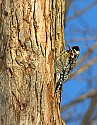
xmin=0 ymin=0 xmax=66 ymax=124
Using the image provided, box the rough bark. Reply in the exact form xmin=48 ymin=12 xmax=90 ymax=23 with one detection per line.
xmin=0 ymin=0 xmax=66 ymax=125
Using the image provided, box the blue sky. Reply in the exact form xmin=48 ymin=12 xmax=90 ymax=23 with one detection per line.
xmin=62 ymin=1 xmax=97 ymax=125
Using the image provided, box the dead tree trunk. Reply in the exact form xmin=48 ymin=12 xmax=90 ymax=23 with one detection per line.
xmin=0 ymin=0 xmax=66 ymax=125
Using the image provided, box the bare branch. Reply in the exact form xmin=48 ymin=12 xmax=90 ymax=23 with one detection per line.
xmin=61 ymin=91 xmax=97 ymax=112
xmin=77 ymin=42 xmax=97 ymax=66
xmin=65 ymin=0 xmax=73 ymax=15
xmin=88 ymin=116 xmax=97 ymax=125
xmin=70 ymin=56 xmax=97 ymax=79
xmin=81 ymin=92 xmax=97 ymax=125
xmin=66 ymin=1 xmax=97 ymax=22
xmin=68 ymin=36 xmax=97 ymax=43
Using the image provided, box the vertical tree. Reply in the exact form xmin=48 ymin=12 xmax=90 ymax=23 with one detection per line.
xmin=0 ymin=0 xmax=66 ymax=124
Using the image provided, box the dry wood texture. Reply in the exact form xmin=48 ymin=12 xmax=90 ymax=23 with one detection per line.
xmin=0 ymin=0 xmax=66 ymax=125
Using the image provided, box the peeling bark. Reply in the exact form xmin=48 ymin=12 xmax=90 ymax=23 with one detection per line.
xmin=0 ymin=0 xmax=66 ymax=125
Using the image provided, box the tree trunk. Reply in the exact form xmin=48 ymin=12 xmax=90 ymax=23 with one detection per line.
xmin=0 ymin=0 xmax=66 ymax=125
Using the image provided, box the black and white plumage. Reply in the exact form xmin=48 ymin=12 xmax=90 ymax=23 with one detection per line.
xmin=55 ymin=45 xmax=80 ymax=109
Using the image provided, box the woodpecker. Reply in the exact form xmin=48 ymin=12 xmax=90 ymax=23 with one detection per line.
xmin=55 ymin=45 xmax=80 ymax=109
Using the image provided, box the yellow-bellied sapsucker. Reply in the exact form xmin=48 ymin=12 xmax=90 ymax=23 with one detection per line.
xmin=55 ymin=45 xmax=80 ymax=109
